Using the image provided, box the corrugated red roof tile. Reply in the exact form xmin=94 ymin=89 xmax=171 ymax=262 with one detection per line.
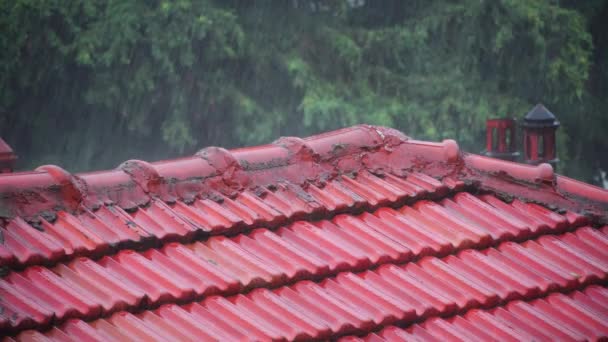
xmin=0 ymin=125 xmax=607 ymax=340
xmin=348 ymin=285 xmax=608 ymax=341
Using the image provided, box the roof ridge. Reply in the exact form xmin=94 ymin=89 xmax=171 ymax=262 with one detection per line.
xmin=0 ymin=125 xmax=462 ymax=220
xmin=1 ymin=124 xmax=607 ymax=230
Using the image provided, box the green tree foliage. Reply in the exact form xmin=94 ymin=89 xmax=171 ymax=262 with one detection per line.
xmin=0 ymin=0 xmax=606 ymax=183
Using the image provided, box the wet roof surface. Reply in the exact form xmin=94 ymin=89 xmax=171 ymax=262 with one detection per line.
xmin=1 ymin=125 xmax=607 ymax=341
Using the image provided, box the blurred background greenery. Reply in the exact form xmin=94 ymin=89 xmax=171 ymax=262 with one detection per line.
xmin=1 ymin=0 xmax=606 ymax=185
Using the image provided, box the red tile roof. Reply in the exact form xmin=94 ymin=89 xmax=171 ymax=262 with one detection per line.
xmin=0 ymin=125 xmax=607 ymax=340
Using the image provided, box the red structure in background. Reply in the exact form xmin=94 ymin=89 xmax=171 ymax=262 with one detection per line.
xmin=522 ymin=104 xmax=560 ymax=165
xmin=484 ymin=118 xmax=519 ymax=161
xmin=0 ymin=137 xmax=16 ymax=173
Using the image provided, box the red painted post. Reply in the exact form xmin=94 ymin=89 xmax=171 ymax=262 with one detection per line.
xmin=497 ymin=127 xmax=506 ymax=153
xmin=529 ymin=135 xmax=539 ymax=161
xmin=486 ymin=126 xmax=493 ymax=152
xmin=483 ymin=118 xmax=519 ymax=161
